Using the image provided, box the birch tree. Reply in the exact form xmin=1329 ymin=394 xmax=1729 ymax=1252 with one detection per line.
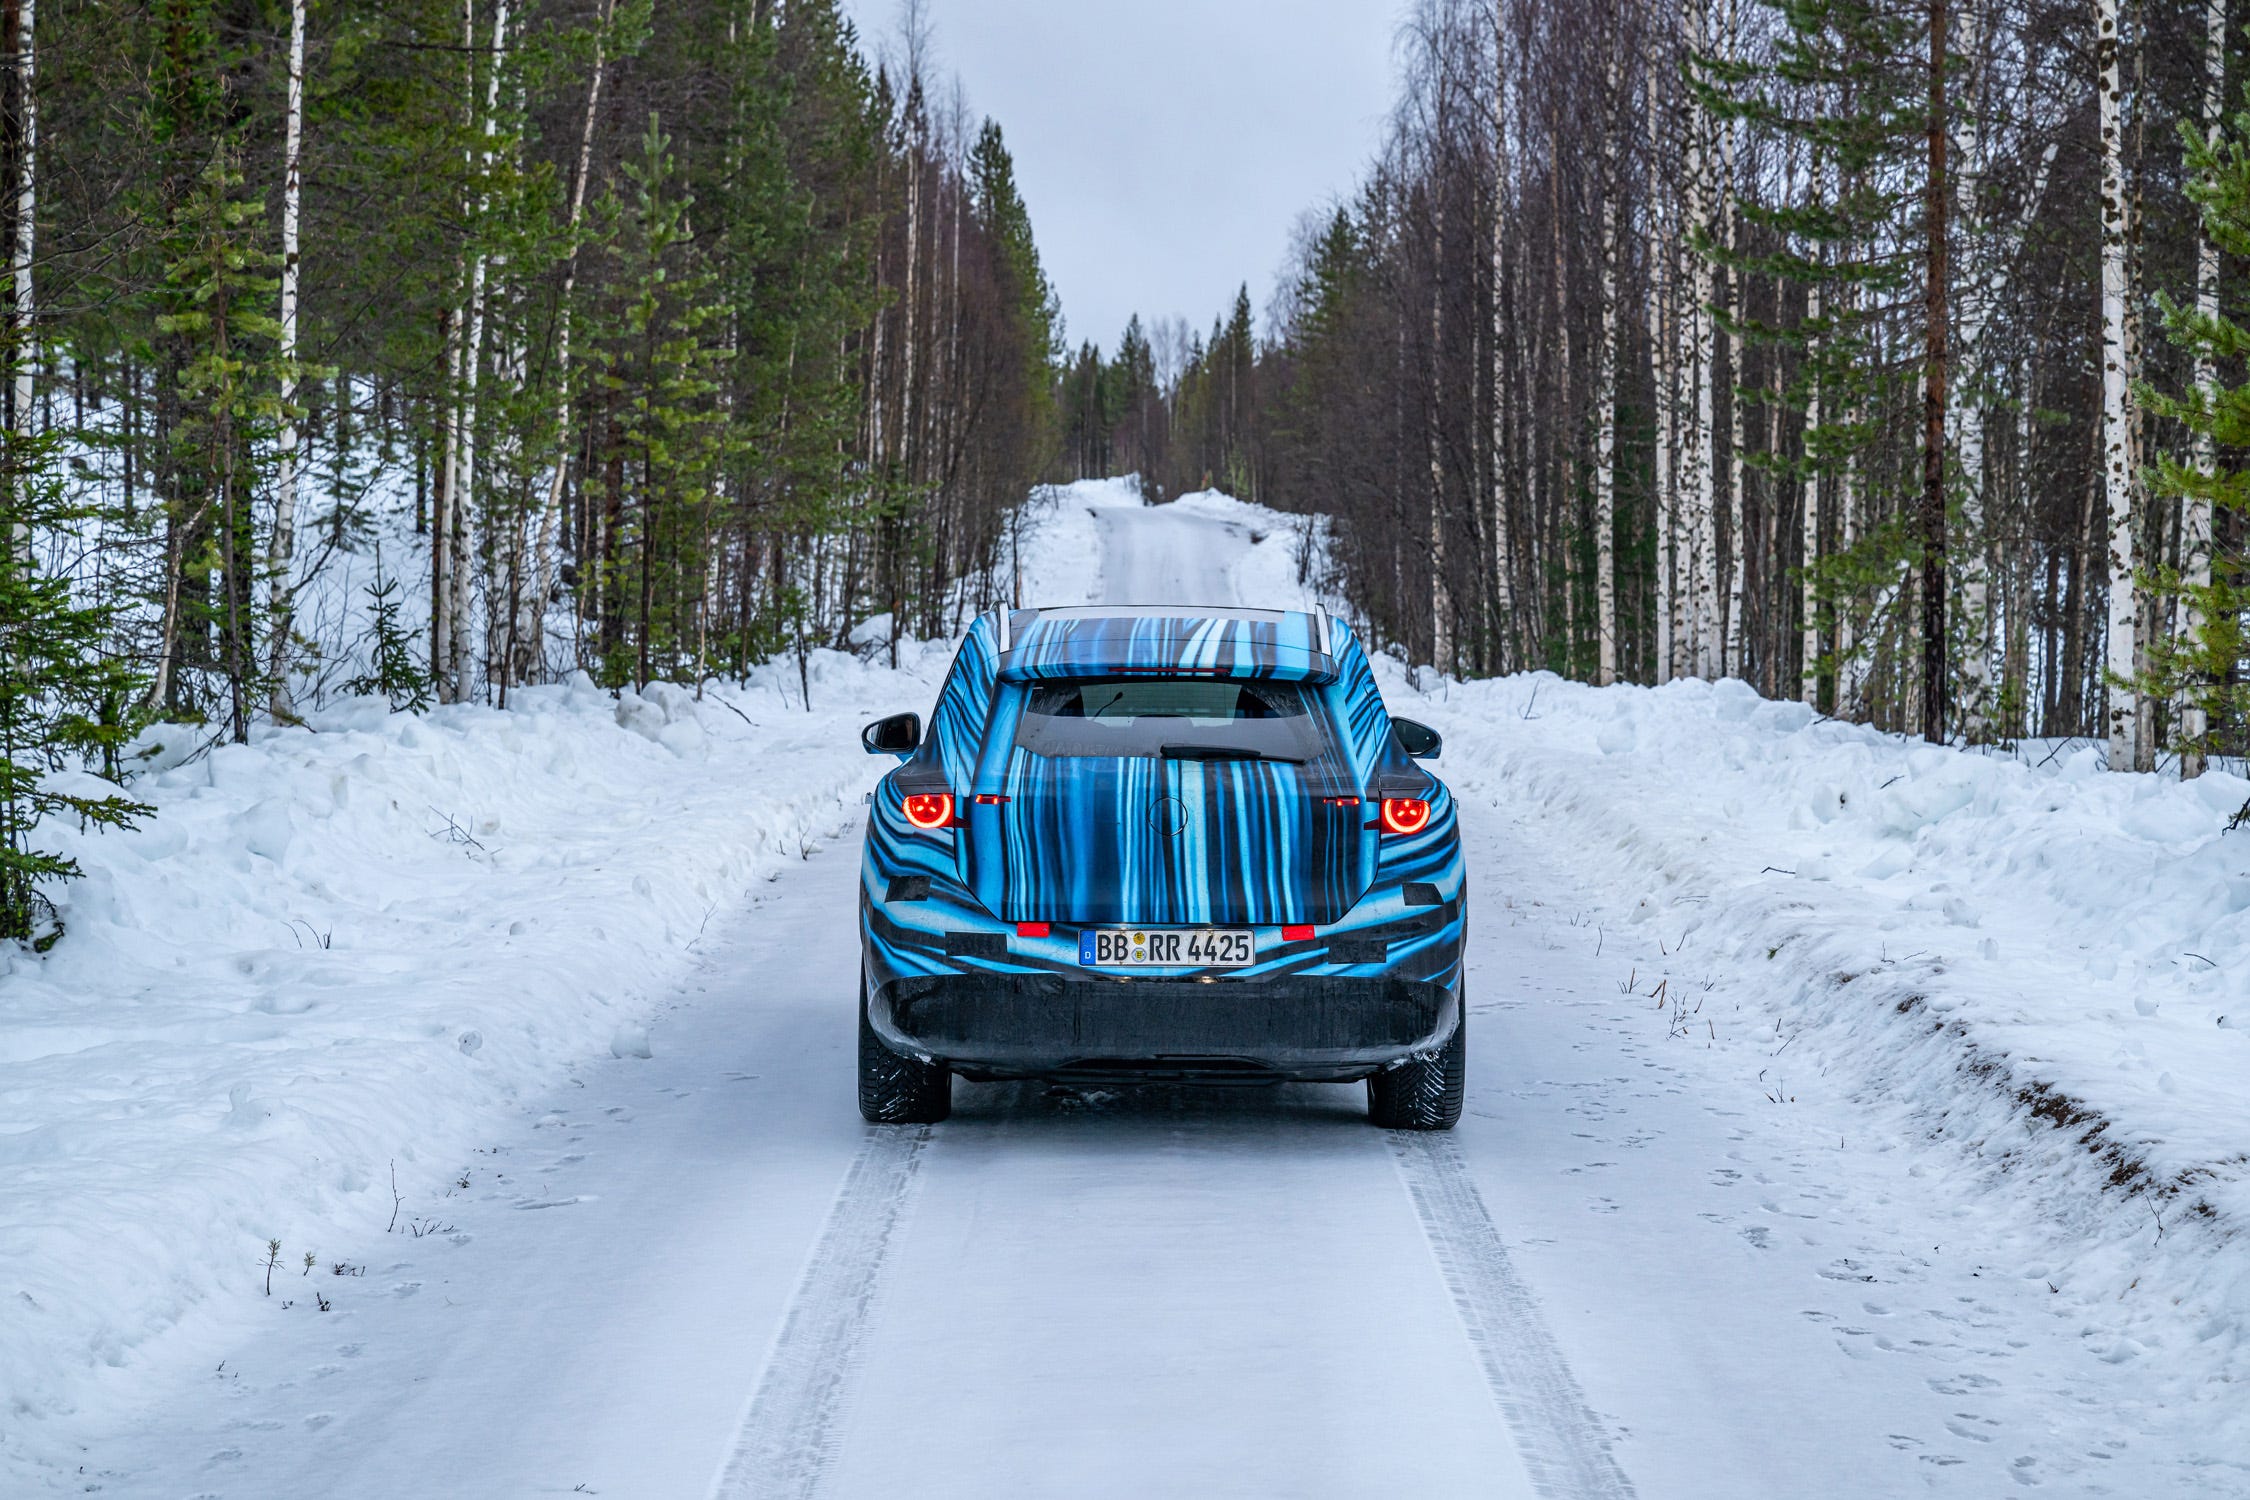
xmin=2097 ymin=0 xmax=2140 ymax=770
xmin=6 ymin=0 xmax=29 ymax=443
xmin=1594 ymin=2 xmax=1623 ymax=685
xmin=264 ymin=0 xmax=304 ymax=720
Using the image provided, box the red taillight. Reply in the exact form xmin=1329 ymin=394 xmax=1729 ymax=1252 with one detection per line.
xmin=902 ymin=792 xmax=954 ymax=829
xmin=974 ymin=793 xmax=1010 ymax=805
xmin=1322 ymin=796 xmax=1361 ymax=808
xmin=1016 ymin=921 xmax=1050 ymax=938
xmin=1282 ymin=924 xmax=1315 ymax=942
xmin=1380 ymin=797 xmax=1431 ymax=836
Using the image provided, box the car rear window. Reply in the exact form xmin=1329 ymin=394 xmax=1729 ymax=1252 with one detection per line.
xmin=1012 ymin=677 xmax=1335 ymax=764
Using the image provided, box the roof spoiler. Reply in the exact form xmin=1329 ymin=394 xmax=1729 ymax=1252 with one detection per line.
xmin=1312 ymin=603 xmax=1333 ymax=658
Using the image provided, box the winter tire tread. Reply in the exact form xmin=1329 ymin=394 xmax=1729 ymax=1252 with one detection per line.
xmin=859 ymin=973 xmax=950 ymax=1124
xmin=1368 ymin=1009 xmax=1464 ymax=1130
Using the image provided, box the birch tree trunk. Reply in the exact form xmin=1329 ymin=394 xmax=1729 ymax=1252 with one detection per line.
xmin=1950 ymin=0 xmax=1990 ymax=742
xmin=2096 ymin=0 xmax=2141 ymax=770
xmin=1679 ymin=0 xmax=1717 ymax=681
xmin=1802 ymin=269 xmax=1822 ymax=706
xmin=450 ymin=0 xmax=509 ymax=701
xmin=265 ymin=0 xmax=305 ymax=720
xmin=1649 ymin=44 xmax=1676 ymax=683
xmin=1429 ymin=198 xmax=1452 ymax=672
xmin=6 ymin=0 xmax=30 ymax=444
xmin=1593 ymin=5 xmax=1621 ymax=686
xmin=2182 ymin=0 xmax=2225 ymax=778
xmin=1489 ymin=3 xmax=1515 ymax=672
xmin=1721 ymin=93 xmax=1744 ymax=679
xmin=1919 ymin=0 xmax=1949 ymax=745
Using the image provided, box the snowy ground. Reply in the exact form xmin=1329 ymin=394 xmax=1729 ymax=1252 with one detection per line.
xmin=5 ymin=478 xmax=2245 ymax=1497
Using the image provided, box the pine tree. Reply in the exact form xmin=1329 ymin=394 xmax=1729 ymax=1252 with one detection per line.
xmin=1698 ymin=0 xmax=1920 ymax=711
xmin=2139 ymin=77 xmax=2250 ymax=770
xmin=151 ymin=147 xmax=293 ymax=742
xmin=346 ymin=548 xmax=432 ymax=712
xmin=588 ymin=115 xmax=729 ymax=691
xmin=0 ymin=430 xmax=149 ymax=948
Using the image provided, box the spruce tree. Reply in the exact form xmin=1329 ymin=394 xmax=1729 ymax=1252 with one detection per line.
xmin=1697 ymin=0 xmax=1921 ymax=708
xmin=588 ymin=115 xmax=730 ymax=691
xmin=2140 ymin=83 xmax=2250 ymax=767
xmin=0 ymin=430 xmax=150 ymax=948
xmin=152 ymin=147 xmax=294 ymax=742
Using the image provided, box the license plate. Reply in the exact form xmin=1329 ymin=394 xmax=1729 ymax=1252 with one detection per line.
xmin=1078 ymin=929 xmax=1254 ymax=968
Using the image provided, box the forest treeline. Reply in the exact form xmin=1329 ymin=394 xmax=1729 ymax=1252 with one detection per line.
xmin=1056 ymin=0 xmax=2250 ymax=776
xmin=0 ymin=0 xmax=1059 ymax=940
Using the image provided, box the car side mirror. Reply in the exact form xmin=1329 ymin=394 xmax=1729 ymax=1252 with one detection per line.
xmin=1392 ymin=717 xmax=1442 ymax=760
xmin=861 ymin=712 xmax=922 ymax=758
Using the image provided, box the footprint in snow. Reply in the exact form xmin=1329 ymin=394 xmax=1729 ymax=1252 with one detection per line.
xmin=305 ymin=1412 xmax=335 ymax=1431
xmin=1945 ymin=1415 xmax=2000 ymax=1444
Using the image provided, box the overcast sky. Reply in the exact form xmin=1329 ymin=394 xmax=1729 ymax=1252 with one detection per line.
xmin=837 ymin=0 xmax=1407 ymax=355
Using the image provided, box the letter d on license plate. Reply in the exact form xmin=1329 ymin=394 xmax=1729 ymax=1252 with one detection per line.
xmin=1078 ymin=929 xmax=1254 ymax=968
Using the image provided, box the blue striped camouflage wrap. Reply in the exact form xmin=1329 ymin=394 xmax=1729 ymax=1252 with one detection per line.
xmin=860 ymin=607 xmax=1464 ymax=995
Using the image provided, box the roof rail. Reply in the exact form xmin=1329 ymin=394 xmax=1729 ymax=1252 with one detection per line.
xmin=994 ymin=604 xmax=1013 ymax=653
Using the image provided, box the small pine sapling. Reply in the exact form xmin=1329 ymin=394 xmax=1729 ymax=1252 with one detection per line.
xmin=347 ymin=547 xmax=431 ymax=711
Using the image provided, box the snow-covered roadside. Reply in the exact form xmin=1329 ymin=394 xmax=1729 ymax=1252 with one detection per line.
xmin=0 ymin=656 xmax=957 ymax=1458
xmin=0 ymin=475 xmax=1138 ymax=1471
xmin=1389 ymin=667 xmax=2250 ymax=1430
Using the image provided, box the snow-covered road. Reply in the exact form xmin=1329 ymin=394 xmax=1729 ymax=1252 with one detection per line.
xmin=41 ymin=487 xmax=2243 ymax=1498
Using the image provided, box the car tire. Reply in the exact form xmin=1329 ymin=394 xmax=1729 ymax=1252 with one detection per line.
xmin=1367 ymin=1009 xmax=1464 ymax=1130
xmin=859 ymin=971 xmax=950 ymax=1124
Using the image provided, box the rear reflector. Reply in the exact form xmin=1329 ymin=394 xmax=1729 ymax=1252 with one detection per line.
xmin=1282 ymin=924 xmax=1314 ymax=942
xmin=1322 ymin=796 xmax=1361 ymax=808
xmin=1016 ymin=921 xmax=1050 ymax=938
xmin=974 ymin=793 xmax=1010 ymax=805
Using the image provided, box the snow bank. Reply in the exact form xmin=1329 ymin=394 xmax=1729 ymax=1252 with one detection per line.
xmin=1389 ymin=667 xmax=2250 ymax=1398
xmin=0 ymin=648 xmax=951 ymax=1458
xmin=1165 ymin=488 xmax=1335 ymax=614
xmin=0 ymin=473 xmax=1205 ymax=1462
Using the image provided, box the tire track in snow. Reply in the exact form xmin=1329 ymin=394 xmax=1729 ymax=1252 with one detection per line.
xmin=1391 ymin=1133 xmax=1638 ymax=1500
xmin=708 ymin=1124 xmax=931 ymax=1500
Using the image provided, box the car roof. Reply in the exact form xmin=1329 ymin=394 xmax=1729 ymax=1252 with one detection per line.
xmin=994 ymin=606 xmax=1338 ymax=682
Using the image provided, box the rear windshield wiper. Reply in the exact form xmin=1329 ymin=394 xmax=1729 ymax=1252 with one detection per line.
xmin=1159 ymin=743 xmax=1303 ymax=764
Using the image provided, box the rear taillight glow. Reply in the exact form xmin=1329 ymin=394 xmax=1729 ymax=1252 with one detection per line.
xmin=974 ymin=793 xmax=1010 ymax=805
xmin=1379 ymin=797 xmax=1431 ymax=836
xmin=1282 ymin=924 xmax=1315 ymax=942
xmin=902 ymin=792 xmax=954 ymax=829
xmin=1322 ymin=796 xmax=1361 ymax=808
xmin=1016 ymin=921 xmax=1050 ymax=938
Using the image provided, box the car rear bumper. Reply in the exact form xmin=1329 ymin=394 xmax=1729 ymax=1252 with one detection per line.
xmin=866 ymin=971 xmax=1460 ymax=1083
